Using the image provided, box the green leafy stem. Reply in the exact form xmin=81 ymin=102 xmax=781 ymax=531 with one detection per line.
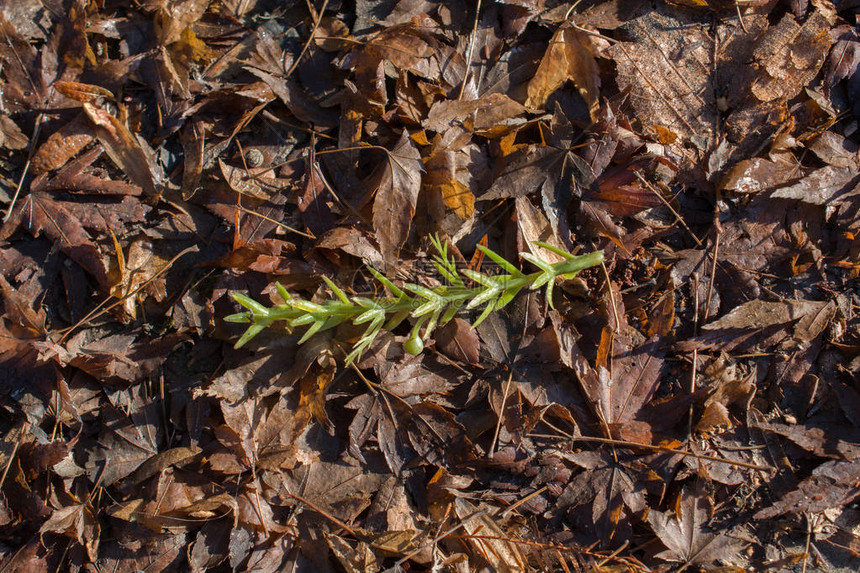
xmin=225 ymin=236 xmax=604 ymax=364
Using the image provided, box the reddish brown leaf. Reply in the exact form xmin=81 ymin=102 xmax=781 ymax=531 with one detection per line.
xmin=82 ymin=103 xmax=160 ymax=199
xmin=650 ymin=480 xmax=745 ymax=566
xmin=372 ymin=131 xmax=423 ymax=265
xmin=562 ymin=293 xmax=664 ymax=442
xmin=434 ymin=318 xmax=480 ymax=364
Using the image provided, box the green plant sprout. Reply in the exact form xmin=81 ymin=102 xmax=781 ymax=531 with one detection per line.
xmin=225 ymin=236 xmax=604 ymax=364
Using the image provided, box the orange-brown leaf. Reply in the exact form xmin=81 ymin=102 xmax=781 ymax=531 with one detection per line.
xmin=525 ymin=24 xmax=600 ymax=118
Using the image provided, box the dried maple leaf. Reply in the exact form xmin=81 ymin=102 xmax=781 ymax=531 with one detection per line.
xmin=649 ymin=480 xmax=745 ymax=567
xmin=561 ymin=293 xmax=664 ymax=442
xmin=372 ymin=130 xmax=423 ymax=265
xmin=554 ymin=451 xmax=647 ymax=547
xmin=0 ymin=192 xmax=111 ymax=289
xmin=39 ymin=499 xmax=100 ymax=561
xmin=525 ymin=23 xmax=600 ymax=119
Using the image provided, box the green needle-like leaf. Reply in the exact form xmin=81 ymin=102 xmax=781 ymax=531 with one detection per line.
xmin=228 ymin=235 xmax=603 ymax=363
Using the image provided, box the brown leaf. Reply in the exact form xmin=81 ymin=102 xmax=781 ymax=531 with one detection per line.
xmin=751 ymin=420 xmax=860 ymax=460
xmin=316 ymin=227 xmax=385 ymax=269
xmin=30 ymin=113 xmax=95 ymax=175
xmin=676 ymin=300 xmax=836 ymax=352
xmin=423 ymin=127 xmax=476 ymax=220
xmin=0 ymin=192 xmax=111 ymax=289
xmin=718 ymin=158 xmax=798 ymax=195
xmin=606 ymin=11 xmax=719 ymax=154
xmin=755 ymin=459 xmax=860 ymax=519
xmin=564 ymin=294 xmax=665 ymax=442
xmin=423 ymin=93 xmax=528 ymax=137
xmin=39 ymin=502 xmax=100 ymax=561
xmin=434 ymin=318 xmax=480 ymax=364
xmin=33 ymin=145 xmax=143 ymax=196
xmin=82 ymin=102 xmax=160 ymax=199
xmin=0 ymin=113 xmax=28 ymax=150
xmin=525 ymin=24 xmax=600 ymax=118
xmin=770 ymin=166 xmax=859 ymax=205
xmin=555 ymin=451 xmax=647 ymax=546
xmin=347 ymin=19 xmax=466 ymax=87
xmin=515 ymin=196 xmax=567 ymax=263
xmin=650 ymin=480 xmax=744 ymax=566
xmin=807 ymin=130 xmax=860 ymax=169
xmin=372 ymin=131 xmax=423 ymax=265
xmin=590 ymin=161 xmax=664 ymax=217
xmin=750 ymin=11 xmax=834 ymax=103
xmin=372 ymin=354 xmax=453 ymax=398
xmin=297 ymin=147 xmax=335 ymax=237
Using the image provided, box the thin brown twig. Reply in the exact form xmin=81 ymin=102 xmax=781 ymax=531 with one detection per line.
xmin=234 ymin=204 xmax=315 ymax=239
xmin=56 ymin=245 xmax=198 ymax=343
xmin=0 ymin=423 xmax=28 ymax=490
xmin=457 ymin=0 xmax=483 ymax=100
xmin=386 ymin=508 xmax=487 ymax=572
xmin=284 ymin=491 xmax=355 ymax=535
xmin=703 ymin=216 xmax=722 ymax=323
xmin=530 ymin=431 xmax=773 ymax=472
xmin=284 ymin=0 xmax=328 ymax=78
xmin=634 ymin=171 xmax=703 ymax=247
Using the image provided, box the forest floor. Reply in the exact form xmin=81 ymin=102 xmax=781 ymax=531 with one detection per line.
xmin=1 ymin=0 xmax=860 ymax=571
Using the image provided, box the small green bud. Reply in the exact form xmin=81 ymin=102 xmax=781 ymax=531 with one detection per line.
xmin=404 ymin=335 xmax=424 ymax=355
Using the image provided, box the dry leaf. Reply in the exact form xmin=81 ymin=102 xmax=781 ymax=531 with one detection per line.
xmin=372 ymin=130 xmax=423 ymax=265
xmin=526 ymin=24 xmax=600 ymax=119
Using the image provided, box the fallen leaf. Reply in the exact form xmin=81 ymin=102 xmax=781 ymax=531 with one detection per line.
xmin=750 ymin=11 xmax=835 ymax=103
xmin=676 ymin=300 xmax=836 ymax=352
xmin=372 ymin=130 xmax=423 ymax=265
xmin=650 ymin=480 xmax=745 ymax=567
xmin=755 ymin=459 xmax=860 ymax=519
xmin=82 ymin=103 xmax=160 ymax=199
xmin=525 ymin=23 xmax=600 ymax=119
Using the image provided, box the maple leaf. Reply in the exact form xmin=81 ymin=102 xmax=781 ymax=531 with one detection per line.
xmin=555 ymin=451 xmax=647 ymax=547
xmin=559 ymin=293 xmax=664 ymax=442
xmin=372 ymin=130 xmax=423 ymax=265
xmin=525 ymin=23 xmax=600 ymax=119
xmin=40 ymin=500 xmax=100 ymax=561
xmin=649 ymin=481 xmax=745 ymax=568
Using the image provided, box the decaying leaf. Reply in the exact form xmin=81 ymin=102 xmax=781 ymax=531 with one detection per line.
xmin=750 ymin=11 xmax=835 ymax=103
xmin=562 ymin=293 xmax=665 ymax=442
xmin=676 ymin=299 xmax=837 ymax=352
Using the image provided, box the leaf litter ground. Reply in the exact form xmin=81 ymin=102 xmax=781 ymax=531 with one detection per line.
xmin=1 ymin=1 xmax=860 ymax=571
